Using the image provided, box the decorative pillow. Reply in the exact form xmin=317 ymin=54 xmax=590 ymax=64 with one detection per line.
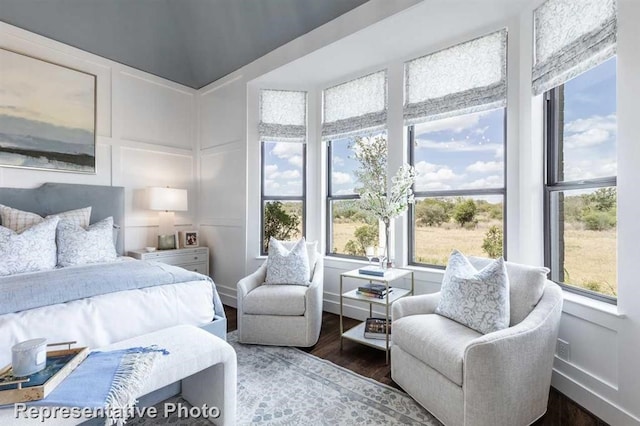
xmin=265 ymin=237 xmax=311 ymax=286
xmin=48 ymin=207 xmax=92 ymax=229
xmin=468 ymin=256 xmax=549 ymax=326
xmin=0 ymin=204 xmax=91 ymax=233
xmin=0 ymin=217 xmax=59 ymax=276
xmin=57 ymin=216 xmax=118 ymax=267
xmin=281 ymin=239 xmax=318 ymax=280
xmin=436 ymin=250 xmax=510 ymax=335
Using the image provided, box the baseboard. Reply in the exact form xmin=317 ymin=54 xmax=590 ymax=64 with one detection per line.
xmin=552 ymin=368 xmax=640 ymax=425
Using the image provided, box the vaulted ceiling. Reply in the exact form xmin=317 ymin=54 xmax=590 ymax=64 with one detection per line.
xmin=0 ymin=0 xmax=369 ymax=89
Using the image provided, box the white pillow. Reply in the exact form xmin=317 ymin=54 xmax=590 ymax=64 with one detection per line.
xmin=0 ymin=217 xmax=59 ymax=276
xmin=281 ymin=239 xmax=318 ymax=280
xmin=57 ymin=217 xmax=118 ymax=267
xmin=468 ymin=256 xmax=549 ymax=326
xmin=436 ymin=250 xmax=510 ymax=335
xmin=0 ymin=204 xmax=91 ymax=233
xmin=265 ymin=237 xmax=311 ymax=286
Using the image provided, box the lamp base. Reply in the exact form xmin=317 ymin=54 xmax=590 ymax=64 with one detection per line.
xmin=158 ymin=234 xmax=177 ymax=250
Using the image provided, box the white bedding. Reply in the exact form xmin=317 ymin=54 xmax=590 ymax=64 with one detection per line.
xmin=0 ymin=280 xmax=214 ymax=367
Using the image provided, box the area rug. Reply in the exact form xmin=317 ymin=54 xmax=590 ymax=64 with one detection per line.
xmin=128 ymin=331 xmax=440 ymax=425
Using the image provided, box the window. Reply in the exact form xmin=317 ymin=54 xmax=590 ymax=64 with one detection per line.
xmin=408 ymin=108 xmax=506 ymax=267
xmin=258 ymin=90 xmax=307 ymax=254
xmin=261 ymin=141 xmax=306 ymax=253
xmin=403 ymin=30 xmax=507 ymax=267
xmin=326 ymin=134 xmax=383 ymax=258
xmin=544 ymin=58 xmax=617 ymax=301
xmin=322 ymin=71 xmax=388 ymax=258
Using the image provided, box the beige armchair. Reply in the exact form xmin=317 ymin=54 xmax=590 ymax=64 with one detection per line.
xmin=391 ymin=259 xmax=563 ymax=426
xmin=237 ymin=255 xmax=323 ymax=347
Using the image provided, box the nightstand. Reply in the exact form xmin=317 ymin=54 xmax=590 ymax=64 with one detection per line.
xmin=127 ymin=247 xmax=209 ymax=275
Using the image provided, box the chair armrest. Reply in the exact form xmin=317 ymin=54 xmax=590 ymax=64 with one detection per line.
xmin=306 ymin=256 xmax=324 ymax=313
xmin=463 ymin=283 xmax=563 ymax=425
xmin=237 ymin=262 xmax=267 ymax=303
xmin=392 ymin=292 xmax=441 ymax=321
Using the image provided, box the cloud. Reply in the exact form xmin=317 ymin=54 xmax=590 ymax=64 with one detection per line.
xmin=474 ymin=126 xmax=489 ymax=135
xmin=333 ymin=156 xmax=345 ymax=166
xmin=565 ymin=128 xmax=611 ymax=149
xmin=264 ymin=164 xmax=300 ymax=180
xmin=564 ymin=158 xmax=617 ymax=181
xmin=565 ymin=114 xmax=617 ymax=133
xmin=264 ymin=164 xmax=278 ymax=177
xmin=466 ymin=161 xmax=504 ymax=173
xmin=279 ymin=170 xmax=301 ymax=179
xmin=414 ymin=161 xmax=462 ymax=190
xmin=332 ymin=171 xmax=352 ymax=185
xmin=271 ymin=142 xmax=300 ymax=159
xmin=264 ymin=179 xmax=280 ymax=192
xmin=466 ymin=175 xmax=503 ymax=189
xmin=564 ymin=114 xmax=617 ymax=149
xmin=288 ymin=155 xmax=303 ymax=167
xmin=415 ymin=111 xmax=488 ymax=134
xmin=334 ymin=188 xmax=356 ymax=196
xmin=416 ymin=138 xmax=502 ymax=153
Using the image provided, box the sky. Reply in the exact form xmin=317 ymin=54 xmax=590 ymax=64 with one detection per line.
xmin=264 ymin=57 xmax=616 ymax=200
xmin=0 ymin=49 xmax=95 ymax=132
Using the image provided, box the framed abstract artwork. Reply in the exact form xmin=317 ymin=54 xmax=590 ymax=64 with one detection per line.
xmin=0 ymin=48 xmax=97 ymax=173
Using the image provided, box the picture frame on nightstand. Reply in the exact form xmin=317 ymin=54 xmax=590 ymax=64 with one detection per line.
xmin=179 ymin=230 xmax=199 ymax=248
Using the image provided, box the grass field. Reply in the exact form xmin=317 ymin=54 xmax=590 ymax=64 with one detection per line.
xmin=332 ymin=222 xmax=617 ymax=296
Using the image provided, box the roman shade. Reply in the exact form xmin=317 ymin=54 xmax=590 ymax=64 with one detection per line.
xmin=532 ymin=0 xmax=617 ymax=95
xmin=404 ymin=29 xmax=507 ymax=125
xmin=259 ymin=89 xmax=307 ymax=142
xmin=322 ymin=70 xmax=387 ymax=139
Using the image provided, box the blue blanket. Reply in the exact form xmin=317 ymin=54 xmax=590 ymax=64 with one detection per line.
xmin=32 ymin=346 xmax=169 ymax=425
xmin=0 ymin=260 xmax=224 ymax=317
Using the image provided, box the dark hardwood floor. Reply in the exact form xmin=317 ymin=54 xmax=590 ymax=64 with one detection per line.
xmin=224 ymin=305 xmax=608 ymax=426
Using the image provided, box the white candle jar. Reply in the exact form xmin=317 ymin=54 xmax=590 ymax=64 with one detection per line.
xmin=12 ymin=338 xmax=47 ymax=377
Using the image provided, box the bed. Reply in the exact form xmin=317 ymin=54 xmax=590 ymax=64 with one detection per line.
xmin=0 ymin=183 xmax=226 ymax=368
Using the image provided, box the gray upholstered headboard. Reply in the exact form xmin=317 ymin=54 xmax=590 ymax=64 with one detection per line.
xmin=0 ymin=183 xmax=125 ymax=255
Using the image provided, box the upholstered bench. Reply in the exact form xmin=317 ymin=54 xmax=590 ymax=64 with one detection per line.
xmin=0 ymin=325 xmax=237 ymax=425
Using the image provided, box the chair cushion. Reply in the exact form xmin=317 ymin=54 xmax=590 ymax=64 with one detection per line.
xmin=393 ymin=314 xmax=481 ymax=386
xmin=243 ymin=284 xmax=307 ymax=316
xmin=436 ymin=250 xmax=510 ymax=334
xmin=265 ymin=237 xmax=310 ymax=286
xmin=468 ymin=256 xmax=549 ymax=325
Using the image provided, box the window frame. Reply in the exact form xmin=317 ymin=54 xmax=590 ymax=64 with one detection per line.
xmin=260 ymin=140 xmax=307 ymax=255
xmin=543 ymin=86 xmax=617 ymax=304
xmin=407 ymin=110 xmax=508 ymax=269
xmin=325 ymin=138 xmax=365 ymax=260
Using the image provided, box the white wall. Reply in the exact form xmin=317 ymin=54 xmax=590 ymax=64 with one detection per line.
xmin=197 ymin=0 xmax=640 ymax=424
xmin=196 ymin=0 xmax=422 ymax=304
xmin=0 ymin=22 xmax=198 ymax=251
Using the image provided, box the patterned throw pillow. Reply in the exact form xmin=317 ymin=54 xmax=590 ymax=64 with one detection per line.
xmin=57 ymin=217 xmax=118 ymax=267
xmin=265 ymin=237 xmax=311 ymax=286
xmin=0 ymin=217 xmax=59 ymax=276
xmin=0 ymin=204 xmax=91 ymax=233
xmin=435 ymin=250 xmax=510 ymax=335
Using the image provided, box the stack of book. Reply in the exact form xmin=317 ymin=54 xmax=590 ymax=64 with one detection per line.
xmin=356 ymin=283 xmax=392 ymax=299
xmin=358 ymin=265 xmax=387 ymax=277
xmin=364 ymin=317 xmax=391 ymax=339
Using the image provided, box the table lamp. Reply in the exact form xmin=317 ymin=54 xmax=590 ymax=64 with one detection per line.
xmin=148 ymin=187 xmax=188 ymax=250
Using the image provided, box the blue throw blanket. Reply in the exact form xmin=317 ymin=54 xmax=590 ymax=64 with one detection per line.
xmin=32 ymin=346 xmax=169 ymax=425
xmin=0 ymin=260 xmax=224 ymax=316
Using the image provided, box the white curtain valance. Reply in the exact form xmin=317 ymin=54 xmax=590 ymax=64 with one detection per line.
xmin=404 ymin=29 xmax=507 ymax=125
xmin=259 ymin=89 xmax=307 ymax=142
xmin=322 ymin=70 xmax=387 ymax=140
xmin=532 ymin=0 xmax=617 ymax=96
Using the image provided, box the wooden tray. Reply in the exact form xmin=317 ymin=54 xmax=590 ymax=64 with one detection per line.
xmin=0 ymin=342 xmax=89 ymax=404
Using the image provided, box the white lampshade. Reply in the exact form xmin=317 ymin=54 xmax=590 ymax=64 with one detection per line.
xmin=148 ymin=187 xmax=188 ymax=212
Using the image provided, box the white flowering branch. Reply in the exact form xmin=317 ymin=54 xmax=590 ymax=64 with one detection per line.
xmin=353 ymin=135 xmax=416 ymax=225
